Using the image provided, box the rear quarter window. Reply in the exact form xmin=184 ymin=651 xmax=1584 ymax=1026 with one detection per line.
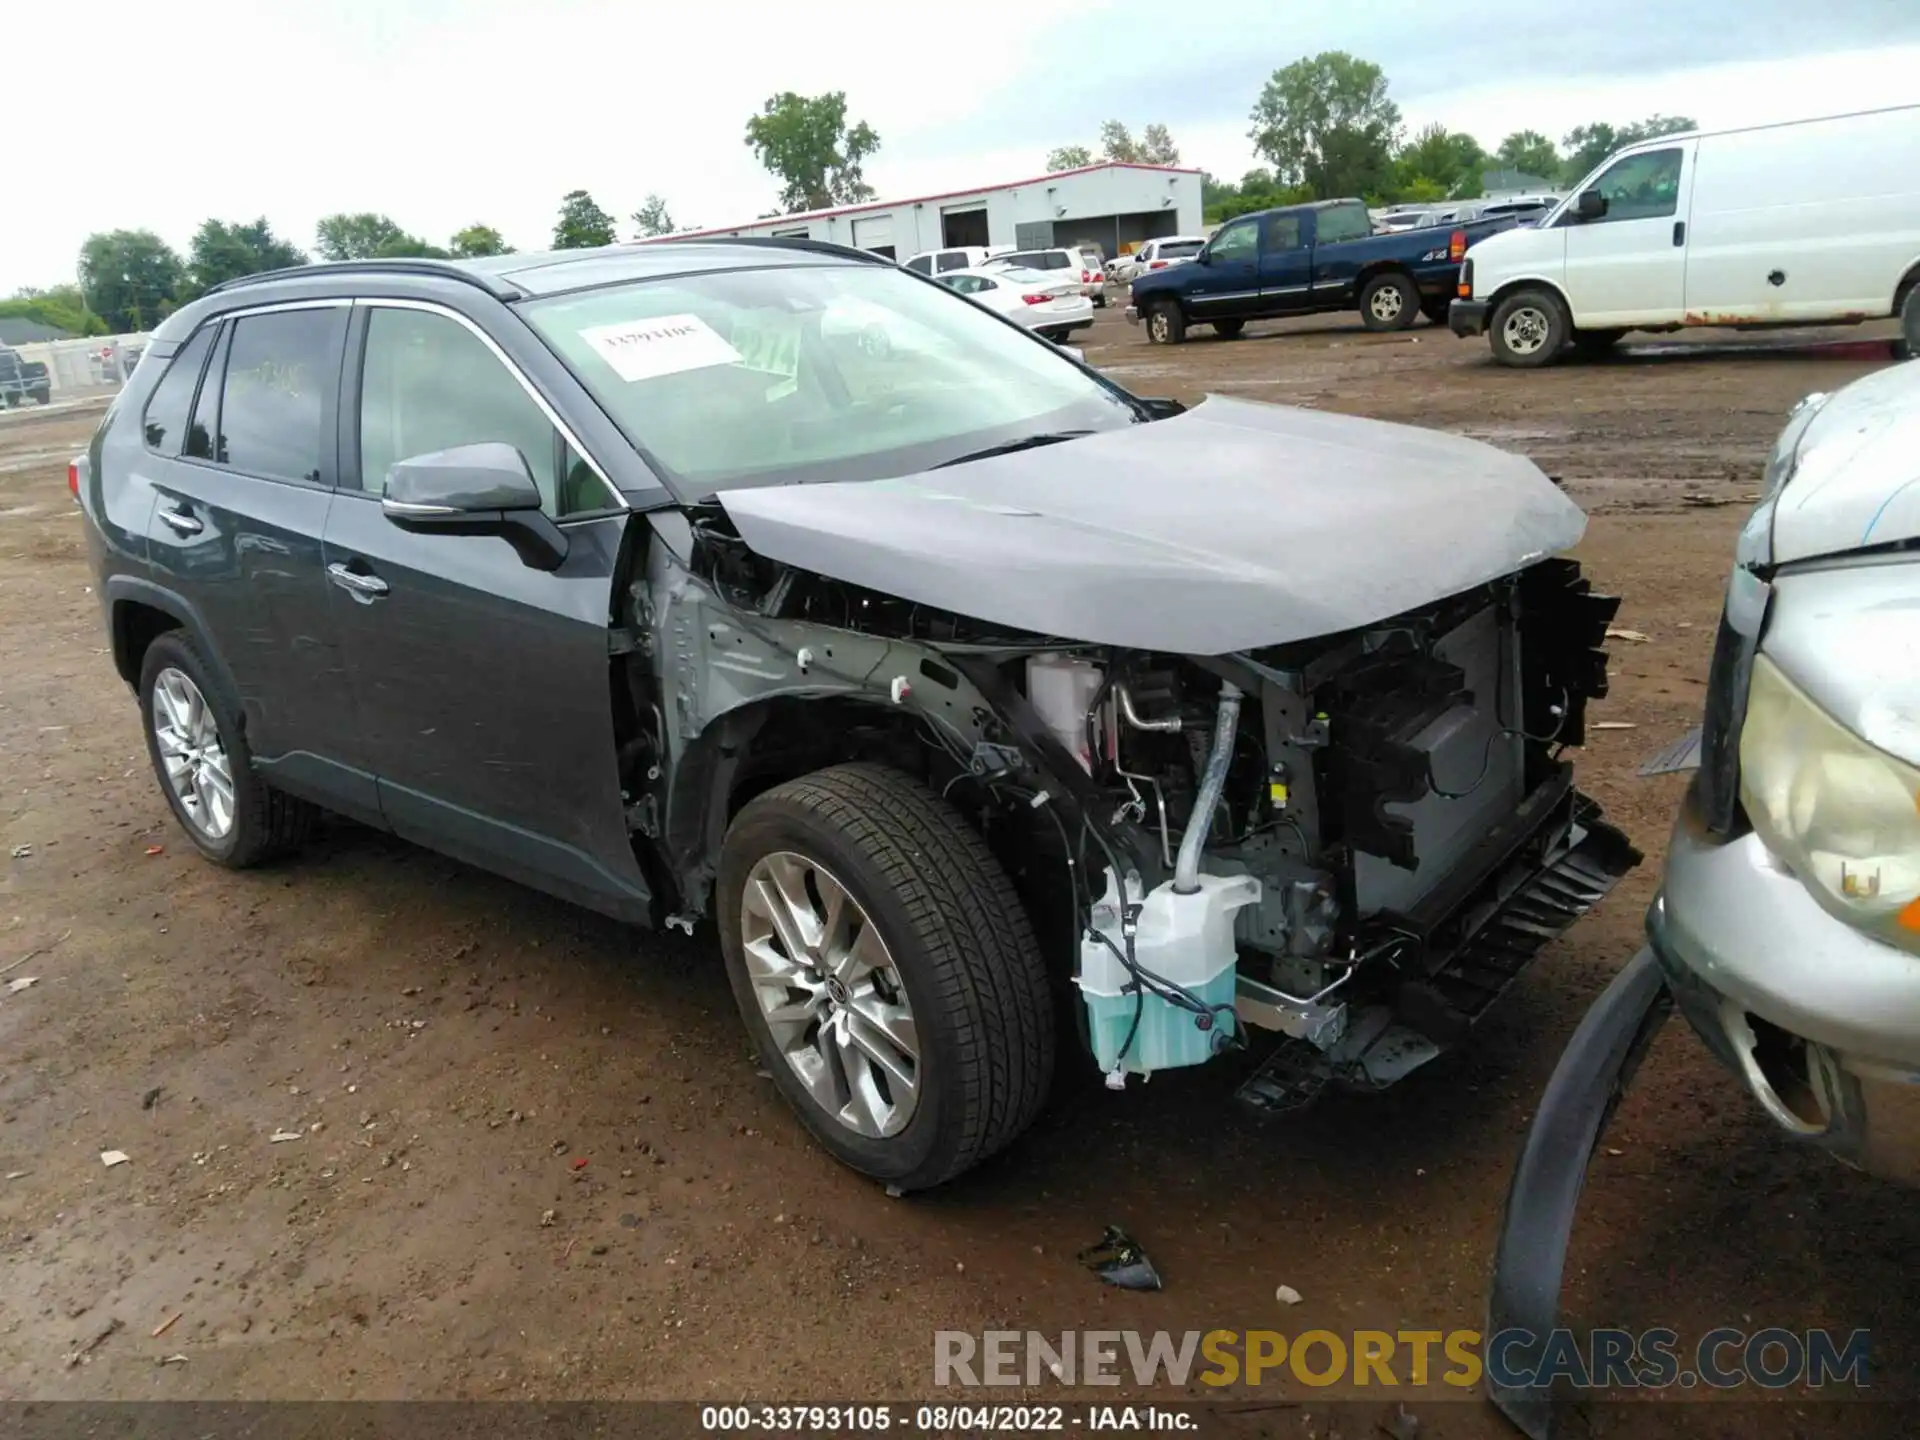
xmin=140 ymin=325 xmax=216 ymax=455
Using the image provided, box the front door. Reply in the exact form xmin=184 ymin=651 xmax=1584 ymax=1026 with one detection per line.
xmin=1186 ymin=218 xmax=1261 ymax=318
xmin=321 ymin=300 xmax=651 ymax=921
xmin=1257 ymin=211 xmax=1314 ymax=311
xmin=1560 ymin=143 xmax=1695 ymax=328
xmin=142 ymin=301 xmax=377 ymax=821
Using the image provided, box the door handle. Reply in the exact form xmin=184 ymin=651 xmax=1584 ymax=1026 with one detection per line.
xmin=158 ymin=505 xmax=202 ymax=536
xmin=327 ymin=562 xmax=390 ymax=601
xmin=1672 ymin=221 xmax=1686 ymax=247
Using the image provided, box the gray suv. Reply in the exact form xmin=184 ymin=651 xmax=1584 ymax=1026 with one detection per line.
xmin=78 ymin=240 xmax=1635 ymax=1190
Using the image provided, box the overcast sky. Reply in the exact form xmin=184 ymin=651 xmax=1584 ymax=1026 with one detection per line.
xmin=5 ymin=0 xmax=1919 ymax=292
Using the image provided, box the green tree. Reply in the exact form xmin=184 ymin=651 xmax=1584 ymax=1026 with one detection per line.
xmin=0 ymin=285 xmax=108 ymax=338
xmin=1495 ymin=129 xmax=1560 ymax=181
xmin=1249 ymin=52 xmax=1402 ymax=200
xmin=744 ymin=91 xmax=880 ymax=213
xmin=77 ymin=230 xmax=184 ymax=333
xmin=449 ymin=224 xmax=512 ymax=258
xmin=552 ymin=190 xmax=618 ymax=249
xmin=316 ymin=213 xmax=414 ymax=261
xmin=1046 ymin=144 xmax=1093 ymax=171
xmin=184 ymin=218 xmax=305 ymax=296
xmin=1394 ymin=123 xmax=1486 ymax=200
xmin=629 ymin=195 xmax=676 ymax=238
xmin=1138 ymin=123 xmax=1179 ymax=165
xmin=1560 ymin=115 xmax=1696 ymax=185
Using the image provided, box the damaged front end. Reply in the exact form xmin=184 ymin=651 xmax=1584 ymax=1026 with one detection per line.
xmin=623 ymin=403 xmax=1638 ymax=1104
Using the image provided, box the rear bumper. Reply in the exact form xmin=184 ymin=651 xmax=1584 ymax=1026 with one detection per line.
xmin=1449 ymin=298 xmax=1491 ymax=337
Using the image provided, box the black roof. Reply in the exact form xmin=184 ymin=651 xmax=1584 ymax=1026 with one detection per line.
xmin=209 ymin=236 xmax=889 ymax=302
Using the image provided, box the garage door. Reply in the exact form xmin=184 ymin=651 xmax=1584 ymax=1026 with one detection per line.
xmin=852 ymin=215 xmax=893 ymax=257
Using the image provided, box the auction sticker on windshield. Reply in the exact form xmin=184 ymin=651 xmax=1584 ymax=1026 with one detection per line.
xmin=582 ymin=314 xmax=743 ymax=382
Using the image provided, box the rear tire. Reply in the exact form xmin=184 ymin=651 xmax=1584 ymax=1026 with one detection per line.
xmin=1900 ymin=283 xmax=1920 ymax=361
xmin=138 ymin=632 xmax=316 ymax=868
xmin=1489 ymin=287 xmax=1570 ymax=368
xmin=1359 ymin=271 xmax=1421 ymax=331
xmin=1145 ymin=302 xmax=1186 ymax=345
xmin=717 ymin=763 xmax=1055 ymax=1191
xmin=1213 ymin=319 xmax=1246 ymax=340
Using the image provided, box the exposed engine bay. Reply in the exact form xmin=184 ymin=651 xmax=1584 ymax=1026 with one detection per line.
xmin=629 ymin=493 xmax=1640 ymax=1108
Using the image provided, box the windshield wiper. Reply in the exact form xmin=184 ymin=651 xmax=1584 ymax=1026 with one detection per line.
xmin=932 ymin=430 xmax=1095 ymax=469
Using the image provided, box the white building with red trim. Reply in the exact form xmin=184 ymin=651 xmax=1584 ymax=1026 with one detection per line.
xmin=652 ymin=162 xmax=1205 ymax=262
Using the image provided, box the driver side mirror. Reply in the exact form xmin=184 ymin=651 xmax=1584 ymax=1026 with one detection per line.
xmin=1194 ymin=248 xmax=1214 ymax=265
xmin=1574 ymin=189 xmax=1609 ymax=221
xmin=382 ymin=441 xmax=569 ymax=571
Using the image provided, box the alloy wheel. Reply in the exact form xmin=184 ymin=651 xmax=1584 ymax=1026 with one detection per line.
xmin=1149 ymin=311 xmax=1170 ymax=343
xmin=1370 ymin=285 xmax=1406 ymax=322
xmin=740 ymin=851 xmax=920 ymax=1139
xmin=151 ymin=667 xmax=235 ymax=839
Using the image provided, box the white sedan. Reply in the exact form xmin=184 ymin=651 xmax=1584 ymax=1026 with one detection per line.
xmin=934 ymin=266 xmax=1094 ymax=341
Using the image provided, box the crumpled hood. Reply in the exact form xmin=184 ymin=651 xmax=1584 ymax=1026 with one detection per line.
xmin=1772 ymin=361 xmax=1920 ymax=564
xmin=715 ymin=395 xmax=1585 ymax=654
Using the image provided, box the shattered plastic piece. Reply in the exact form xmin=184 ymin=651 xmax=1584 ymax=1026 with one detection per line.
xmin=540 ymin=1208 xmax=557 ymax=1227
xmin=8 ymin=844 xmax=30 ymax=859
xmin=99 ymin=1150 xmax=130 ymax=1168
xmin=1276 ymin=1284 xmax=1303 ymax=1305
xmin=1592 ymin=721 xmax=1637 ymax=730
xmin=1078 ymin=1225 xmax=1163 ymax=1291
xmin=570 ymin=1156 xmax=589 ymax=1171
xmin=159 ymin=1353 xmax=188 ymax=1366
xmin=5 ymin=1171 xmax=27 ymax=1181
xmin=268 ymin=1131 xmax=302 ymax=1144
xmin=1604 ymin=628 xmax=1650 ymax=643
xmin=7 ymin=976 xmax=38 ymax=994
xmin=145 ymin=846 xmax=164 ymax=856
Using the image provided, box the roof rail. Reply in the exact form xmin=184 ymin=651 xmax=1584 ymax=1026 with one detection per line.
xmin=207 ymin=258 xmax=526 ymax=299
xmin=656 ymin=234 xmax=894 ymax=265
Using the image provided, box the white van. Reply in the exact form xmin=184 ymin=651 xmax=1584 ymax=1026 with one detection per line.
xmin=1451 ymin=105 xmax=1920 ymax=366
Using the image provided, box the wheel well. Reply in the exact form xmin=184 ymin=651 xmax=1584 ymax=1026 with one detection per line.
xmin=1895 ymin=259 xmax=1920 ymax=316
xmin=112 ymin=600 xmax=182 ymax=686
xmin=1484 ymin=276 xmax=1571 ymax=318
xmin=1356 ymin=262 xmax=1417 ymax=291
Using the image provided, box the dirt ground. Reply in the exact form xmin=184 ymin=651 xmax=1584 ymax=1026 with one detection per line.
xmin=1 ymin=310 xmax=1913 ymax=1436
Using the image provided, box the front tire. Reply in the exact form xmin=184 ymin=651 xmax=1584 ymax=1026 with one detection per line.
xmin=1145 ymin=302 xmax=1187 ymax=345
xmin=138 ymin=631 xmax=316 ymax=867
xmin=1489 ymin=287 xmax=1570 ymax=368
xmin=717 ymin=764 xmax=1054 ymax=1191
xmin=1359 ymin=271 xmax=1421 ymax=331
xmin=1899 ymin=283 xmax=1920 ymax=360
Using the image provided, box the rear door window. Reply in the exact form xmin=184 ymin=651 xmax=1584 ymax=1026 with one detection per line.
xmin=935 ymin=252 xmax=971 ymax=273
xmin=905 ymin=255 xmax=933 ymax=275
xmin=141 ymin=325 xmax=216 ymax=455
xmin=1314 ymin=203 xmax=1373 ymax=243
xmin=1262 ymin=215 xmax=1304 ymax=251
xmin=211 ymin=308 xmax=346 ymax=484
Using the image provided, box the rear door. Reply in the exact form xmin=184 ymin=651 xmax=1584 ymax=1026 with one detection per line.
xmin=1257 ymin=211 xmax=1313 ymax=310
xmin=1560 ymin=142 xmax=1696 ymax=326
xmin=1187 ymin=218 xmax=1261 ymax=319
xmin=321 ymin=299 xmax=651 ymax=921
xmin=142 ymin=301 xmax=374 ymax=818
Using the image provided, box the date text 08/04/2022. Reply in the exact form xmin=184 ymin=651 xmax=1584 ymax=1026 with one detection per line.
xmin=700 ymin=1405 xmax=1196 ymax=1431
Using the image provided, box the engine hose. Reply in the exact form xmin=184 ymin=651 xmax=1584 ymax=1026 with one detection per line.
xmin=1173 ymin=680 xmax=1242 ymax=893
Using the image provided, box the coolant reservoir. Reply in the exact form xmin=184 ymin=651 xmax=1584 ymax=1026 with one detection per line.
xmin=1078 ymin=869 xmax=1261 ymax=1077
xmin=1026 ymin=655 xmax=1104 ymax=771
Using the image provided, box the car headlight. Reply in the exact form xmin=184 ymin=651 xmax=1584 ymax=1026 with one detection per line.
xmin=1740 ymin=653 xmax=1920 ymax=950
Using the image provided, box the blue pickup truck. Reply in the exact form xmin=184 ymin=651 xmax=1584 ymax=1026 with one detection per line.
xmin=1125 ymin=197 xmax=1518 ymax=343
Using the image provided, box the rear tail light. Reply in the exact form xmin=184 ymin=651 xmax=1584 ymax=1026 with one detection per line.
xmin=1448 ymin=229 xmax=1467 ymax=262
xmin=1081 ymin=269 xmax=1091 ymax=282
xmin=1021 ymin=294 xmax=1051 ymax=305
xmin=1458 ymin=258 xmax=1474 ymax=299
xmin=67 ymin=459 xmax=80 ymax=501
xmin=1149 ymin=260 xmax=1167 ymax=269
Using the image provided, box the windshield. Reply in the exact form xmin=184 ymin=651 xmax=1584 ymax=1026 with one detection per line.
xmin=522 ymin=263 xmax=1136 ymax=497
